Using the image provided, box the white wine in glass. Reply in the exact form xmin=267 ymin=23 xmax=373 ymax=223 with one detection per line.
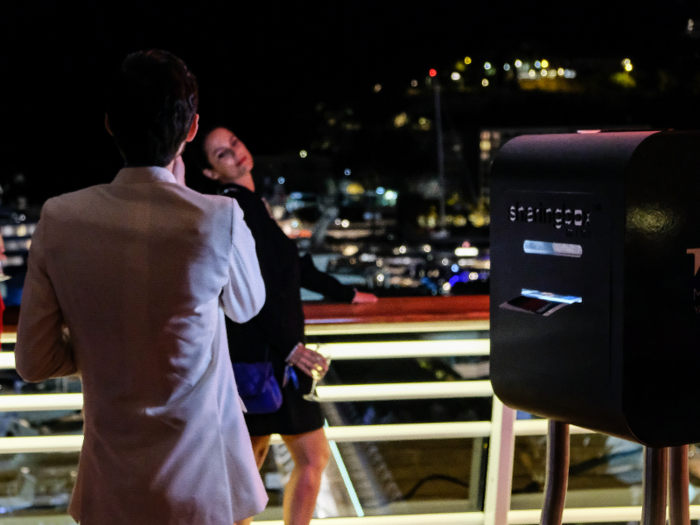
xmin=0 ymin=238 xmax=8 ymax=282
xmin=0 ymin=260 xmax=10 ymax=282
xmin=302 ymin=346 xmax=331 ymax=402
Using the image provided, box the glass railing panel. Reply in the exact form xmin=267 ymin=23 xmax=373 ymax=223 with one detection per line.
xmin=311 ymin=330 xmax=492 ymax=427
xmin=327 ymin=356 xmax=489 ymax=386
xmin=362 ymin=438 xmax=475 ymax=516
xmin=0 ymin=410 xmax=83 ymax=439
xmin=0 ymin=344 xmax=82 ymax=398
xmin=324 ymin=398 xmax=492 ymax=427
xmin=254 ymin=438 xmax=480 ymax=520
xmin=0 ymin=451 xmax=78 ymax=517
xmin=0 ymin=362 xmax=83 ymax=441
xmin=511 ymin=433 xmax=646 ymax=510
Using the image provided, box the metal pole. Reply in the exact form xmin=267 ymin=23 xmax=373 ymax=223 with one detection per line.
xmin=669 ymin=445 xmax=690 ymax=525
xmin=540 ymin=420 xmax=570 ymax=525
xmin=641 ymin=446 xmax=669 ymax=525
xmin=483 ymin=397 xmax=516 ymax=525
xmin=433 ymin=76 xmax=447 ymax=233
xmin=467 ymin=437 xmax=486 ymax=511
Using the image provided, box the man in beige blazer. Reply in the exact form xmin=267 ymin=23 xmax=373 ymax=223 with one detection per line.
xmin=15 ymin=50 xmax=268 ymax=524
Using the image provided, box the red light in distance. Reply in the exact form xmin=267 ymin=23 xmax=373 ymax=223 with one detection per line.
xmin=429 ymin=69 xmax=437 ymax=77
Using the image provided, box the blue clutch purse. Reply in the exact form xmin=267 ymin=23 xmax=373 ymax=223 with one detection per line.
xmin=232 ymin=361 xmax=283 ymax=414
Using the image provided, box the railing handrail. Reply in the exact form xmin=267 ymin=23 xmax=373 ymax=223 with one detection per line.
xmin=303 ymin=295 xmax=490 ymax=326
xmin=1 ymin=296 xmax=491 ymax=332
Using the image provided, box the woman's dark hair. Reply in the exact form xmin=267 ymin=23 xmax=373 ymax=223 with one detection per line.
xmin=188 ymin=121 xmax=222 ymax=170
xmin=184 ymin=122 xmax=228 ymax=195
xmin=106 ymin=49 xmax=198 ymax=167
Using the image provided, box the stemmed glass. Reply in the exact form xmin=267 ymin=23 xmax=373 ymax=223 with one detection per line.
xmin=0 ymin=240 xmax=9 ymax=282
xmin=302 ymin=346 xmax=332 ymax=402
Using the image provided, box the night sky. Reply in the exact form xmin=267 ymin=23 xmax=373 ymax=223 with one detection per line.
xmin=2 ymin=1 xmax=697 ymax=201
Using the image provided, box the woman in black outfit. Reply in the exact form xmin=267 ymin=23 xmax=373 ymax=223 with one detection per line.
xmin=196 ymin=126 xmax=377 ymax=525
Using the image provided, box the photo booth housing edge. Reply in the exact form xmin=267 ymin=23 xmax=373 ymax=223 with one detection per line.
xmin=490 ymin=131 xmax=700 ymax=447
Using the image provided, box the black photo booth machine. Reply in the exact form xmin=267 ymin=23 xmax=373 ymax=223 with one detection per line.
xmin=490 ymin=131 xmax=700 ymax=525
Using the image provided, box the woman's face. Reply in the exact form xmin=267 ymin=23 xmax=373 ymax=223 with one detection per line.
xmin=203 ymin=127 xmax=254 ymax=184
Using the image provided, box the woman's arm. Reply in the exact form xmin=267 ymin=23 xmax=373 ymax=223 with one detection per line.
xmin=298 ymin=253 xmax=377 ymax=303
xmin=299 ymin=253 xmax=355 ymax=302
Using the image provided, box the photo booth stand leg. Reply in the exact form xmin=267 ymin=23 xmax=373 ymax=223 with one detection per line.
xmin=540 ymin=420 xmax=569 ymax=525
xmin=642 ymin=447 xmax=668 ymax=525
xmin=669 ymin=445 xmax=690 ymax=525
xmin=641 ymin=445 xmax=689 ymax=525
xmin=544 ymin=425 xmax=692 ymax=524
xmin=539 ymin=425 xmax=690 ymax=525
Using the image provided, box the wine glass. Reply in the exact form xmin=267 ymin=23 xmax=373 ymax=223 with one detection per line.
xmin=0 ymin=240 xmax=9 ymax=282
xmin=302 ymin=346 xmax=332 ymax=402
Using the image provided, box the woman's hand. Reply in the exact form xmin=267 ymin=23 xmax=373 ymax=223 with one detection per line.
xmin=287 ymin=345 xmax=329 ymax=378
xmin=352 ymin=291 xmax=378 ymax=304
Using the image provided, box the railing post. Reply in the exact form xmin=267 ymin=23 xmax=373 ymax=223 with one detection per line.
xmin=484 ymin=396 xmax=516 ymax=525
xmin=467 ymin=437 xmax=487 ymax=511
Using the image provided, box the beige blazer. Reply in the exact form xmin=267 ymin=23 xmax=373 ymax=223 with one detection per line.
xmin=15 ymin=167 xmax=268 ymax=525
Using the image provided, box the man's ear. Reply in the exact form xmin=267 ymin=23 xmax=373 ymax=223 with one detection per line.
xmin=202 ymin=168 xmax=219 ymax=181
xmin=186 ymin=114 xmax=199 ymax=142
xmin=105 ymin=114 xmax=113 ymax=136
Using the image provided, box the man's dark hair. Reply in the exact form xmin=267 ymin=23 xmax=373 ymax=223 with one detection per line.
xmin=106 ymin=49 xmax=198 ymax=167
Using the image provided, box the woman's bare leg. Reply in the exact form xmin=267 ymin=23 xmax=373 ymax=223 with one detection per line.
xmin=280 ymin=428 xmax=331 ymax=525
xmin=235 ymin=435 xmax=272 ymax=525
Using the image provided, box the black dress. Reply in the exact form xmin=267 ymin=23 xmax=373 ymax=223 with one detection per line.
xmin=220 ymin=183 xmax=355 ymax=436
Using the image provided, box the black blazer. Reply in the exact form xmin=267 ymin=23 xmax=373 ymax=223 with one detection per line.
xmin=220 ymin=184 xmax=355 ymax=365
